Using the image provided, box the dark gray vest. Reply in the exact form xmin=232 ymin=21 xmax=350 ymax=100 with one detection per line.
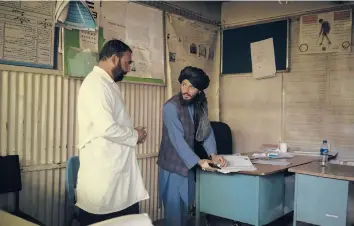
xmin=157 ymin=95 xmax=195 ymax=177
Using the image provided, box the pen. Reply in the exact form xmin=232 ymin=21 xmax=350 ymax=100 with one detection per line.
xmin=208 ymin=162 xmax=221 ymax=169
xmin=208 ymin=156 xmax=222 ymax=169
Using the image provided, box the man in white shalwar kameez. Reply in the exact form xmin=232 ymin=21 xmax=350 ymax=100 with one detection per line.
xmin=76 ymin=40 xmax=149 ymax=225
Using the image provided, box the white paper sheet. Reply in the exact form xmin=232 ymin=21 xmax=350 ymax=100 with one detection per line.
xmin=250 ymin=38 xmax=276 ymax=79
xmin=100 ymin=1 xmax=126 ymax=26
xmin=134 ymin=61 xmax=150 ymax=74
xmin=80 ymin=30 xmax=98 ymax=52
xmin=100 ymin=1 xmax=126 ymax=42
xmin=217 ymin=155 xmax=257 ymax=174
xmin=102 ymin=18 xmax=126 ymax=42
xmin=126 ymin=24 xmax=150 ymax=47
xmin=131 ymin=46 xmax=151 ymax=62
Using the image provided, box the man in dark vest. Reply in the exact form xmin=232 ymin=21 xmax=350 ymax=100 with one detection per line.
xmin=157 ymin=66 xmax=226 ymax=226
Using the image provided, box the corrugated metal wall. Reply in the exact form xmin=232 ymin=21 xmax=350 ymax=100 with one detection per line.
xmin=0 ymin=65 xmax=165 ymax=225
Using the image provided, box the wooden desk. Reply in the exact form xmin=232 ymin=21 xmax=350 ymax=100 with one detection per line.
xmin=245 ymin=154 xmax=319 ymax=176
xmin=0 ymin=210 xmax=38 ymax=226
xmin=195 ymin=154 xmax=319 ymax=226
xmin=289 ymin=162 xmax=354 ymax=226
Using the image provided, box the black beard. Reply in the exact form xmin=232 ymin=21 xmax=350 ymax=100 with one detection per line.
xmin=112 ymin=65 xmax=127 ymax=82
xmin=178 ymin=92 xmax=199 ymax=106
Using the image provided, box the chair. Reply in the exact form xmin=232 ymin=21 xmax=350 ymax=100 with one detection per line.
xmin=194 ymin=121 xmax=233 ymax=159
xmin=0 ymin=155 xmax=44 ymax=225
xmin=65 ymin=156 xmax=80 ymax=226
xmin=210 ymin=121 xmax=233 ymax=155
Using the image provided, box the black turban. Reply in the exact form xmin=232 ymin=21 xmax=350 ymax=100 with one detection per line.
xmin=177 ymin=66 xmax=211 ymax=142
xmin=178 ymin=66 xmax=210 ymax=91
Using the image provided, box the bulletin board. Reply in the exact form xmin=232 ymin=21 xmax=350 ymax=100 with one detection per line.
xmin=0 ymin=1 xmax=56 ymax=69
xmin=63 ymin=2 xmax=165 ymax=85
xmin=166 ymin=13 xmax=219 ymax=95
xmin=222 ymin=19 xmax=289 ymax=74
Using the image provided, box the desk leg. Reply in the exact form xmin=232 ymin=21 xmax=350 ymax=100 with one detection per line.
xmin=195 ymin=168 xmax=200 ymax=226
xmin=293 ymin=174 xmax=298 ymax=226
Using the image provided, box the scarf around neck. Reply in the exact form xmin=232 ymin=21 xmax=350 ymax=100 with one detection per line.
xmin=178 ymin=92 xmax=210 ymax=142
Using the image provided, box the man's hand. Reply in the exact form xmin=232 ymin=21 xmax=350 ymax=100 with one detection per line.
xmin=135 ymin=126 xmax=147 ymax=144
xmin=198 ymin=159 xmax=214 ymax=170
xmin=210 ymin=154 xmax=227 ymax=167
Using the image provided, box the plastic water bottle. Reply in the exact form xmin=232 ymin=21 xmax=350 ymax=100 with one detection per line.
xmin=320 ymin=140 xmax=329 ymax=167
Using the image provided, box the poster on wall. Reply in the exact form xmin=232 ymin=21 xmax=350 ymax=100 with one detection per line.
xmin=299 ymin=9 xmax=352 ymax=54
xmin=99 ymin=1 xmax=165 ymax=82
xmin=64 ymin=2 xmax=165 ymax=84
xmin=166 ymin=13 xmax=218 ymax=95
xmin=0 ymin=1 xmax=55 ymax=69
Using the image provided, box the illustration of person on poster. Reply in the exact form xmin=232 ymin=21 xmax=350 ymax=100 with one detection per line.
xmin=318 ymin=19 xmax=332 ymax=45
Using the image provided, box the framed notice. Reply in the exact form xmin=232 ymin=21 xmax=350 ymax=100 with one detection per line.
xmin=0 ymin=1 xmax=55 ymax=69
xmin=299 ymin=9 xmax=352 ymax=54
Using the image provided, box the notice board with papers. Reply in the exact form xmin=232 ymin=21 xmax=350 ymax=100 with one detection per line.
xmin=0 ymin=1 xmax=56 ymax=69
xmin=63 ymin=2 xmax=165 ymax=85
xmin=222 ymin=19 xmax=289 ymax=74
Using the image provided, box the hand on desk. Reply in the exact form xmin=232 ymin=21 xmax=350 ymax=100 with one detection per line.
xmin=198 ymin=154 xmax=227 ymax=171
xmin=210 ymin=154 xmax=227 ymax=167
xmin=198 ymin=159 xmax=216 ymax=171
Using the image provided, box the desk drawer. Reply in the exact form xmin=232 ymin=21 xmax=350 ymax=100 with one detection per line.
xmin=198 ymin=171 xmax=259 ymax=224
xmin=295 ymin=174 xmax=349 ymax=226
xmin=198 ymin=171 xmax=285 ymax=226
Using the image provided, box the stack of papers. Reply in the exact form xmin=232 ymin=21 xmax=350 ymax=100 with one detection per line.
xmin=217 ymin=155 xmax=257 ymax=174
xmin=252 ymin=150 xmax=294 ymax=159
xmin=252 ymin=159 xmax=291 ymax=166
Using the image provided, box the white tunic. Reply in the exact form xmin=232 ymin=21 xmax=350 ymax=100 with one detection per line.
xmin=76 ymin=66 xmax=149 ymax=214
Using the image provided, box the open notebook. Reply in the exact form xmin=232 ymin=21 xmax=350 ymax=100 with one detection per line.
xmin=217 ymin=155 xmax=257 ymax=174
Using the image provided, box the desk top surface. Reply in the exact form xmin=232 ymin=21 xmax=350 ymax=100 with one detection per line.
xmin=90 ymin=213 xmax=153 ymax=226
xmin=239 ymin=153 xmax=319 ymax=176
xmin=288 ymin=161 xmax=354 ymax=181
xmin=0 ymin=210 xmax=38 ymax=226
